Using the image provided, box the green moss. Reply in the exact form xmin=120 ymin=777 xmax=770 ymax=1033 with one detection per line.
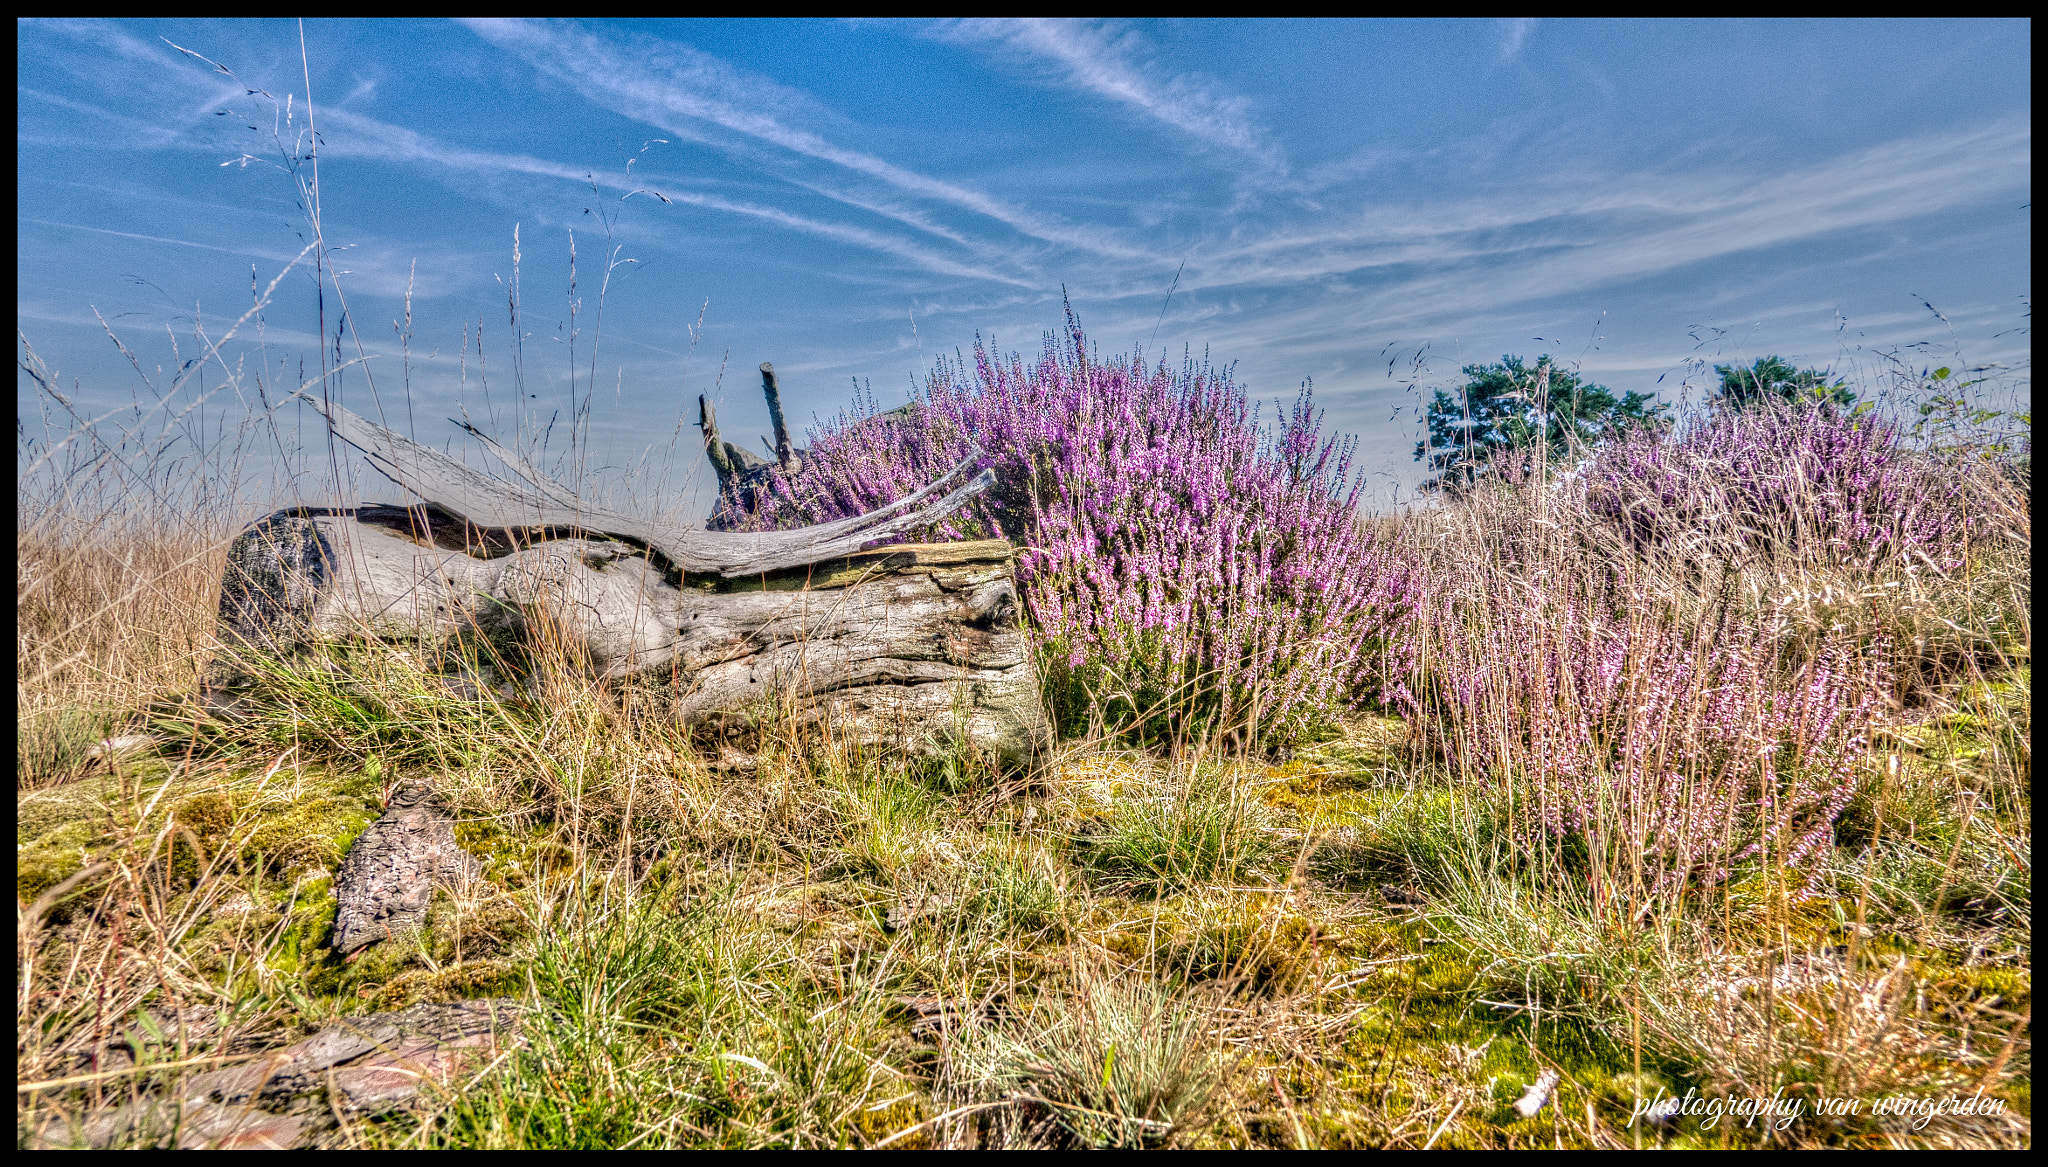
xmin=369 ymin=959 xmax=525 ymax=1011
xmin=454 ymin=819 xmax=557 ymax=891
xmin=1310 ymin=941 xmax=1682 ymax=1148
xmin=1281 ymin=713 xmax=1411 ymax=785
xmin=850 ymin=1097 xmax=925 ymax=1148
xmin=426 ymin=892 xmax=532 ymax=964
xmin=16 ymin=819 xmax=103 ymax=904
xmin=266 ymin=878 xmax=342 ymax=975
xmin=1260 ymin=767 xmax=1404 ymax=828
xmin=170 ymin=790 xmax=240 ymax=847
xmin=1909 ymin=956 xmax=2031 ymax=1018
xmin=16 ymin=771 xmax=128 ymax=844
xmin=1152 ymin=893 xmax=1323 ymax=992
xmin=307 ymin=927 xmax=421 ymax=1000
xmin=241 ymin=795 xmax=374 ymax=874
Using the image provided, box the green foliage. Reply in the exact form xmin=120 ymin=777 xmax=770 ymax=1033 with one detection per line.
xmin=417 ymin=896 xmax=907 ymax=1149
xmin=1128 ymin=893 xmax=1323 ymax=993
xmin=212 ymin=644 xmax=538 ymax=772
xmin=960 ymin=844 xmax=1068 ymax=939
xmin=17 ymin=705 xmax=118 ymax=787
xmin=368 ymin=960 xmax=526 ymax=1013
xmin=1713 ymin=354 xmax=1856 ymax=412
xmin=951 ymin=972 xmax=1228 ymax=1148
xmin=1078 ymin=770 xmax=1286 ymax=896
xmin=1907 ymin=364 xmax=2032 ymax=490
xmin=1415 ymin=355 xmax=1665 ymax=491
xmin=829 ymin=768 xmax=944 ymax=883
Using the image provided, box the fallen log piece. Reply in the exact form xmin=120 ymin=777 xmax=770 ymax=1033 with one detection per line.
xmin=216 ymin=394 xmax=1043 ymax=760
xmin=217 ymin=505 xmax=1049 ymax=764
xmin=24 ymin=999 xmax=526 ymax=1149
xmin=293 ymin=393 xmax=995 ymax=578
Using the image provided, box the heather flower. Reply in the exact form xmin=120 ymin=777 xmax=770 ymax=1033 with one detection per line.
xmin=1412 ymin=557 xmax=1884 ymax=905
xmin=1401 ymin=443 xmax=1896 ymax=910
xmin=1582 ymin=400 xmax=1978 ymax=572
xmin=719 ymin=313 xmax=1417 ymax=750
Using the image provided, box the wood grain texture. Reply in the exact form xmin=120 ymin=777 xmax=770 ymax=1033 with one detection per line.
xmin=218 ymin=504 xmax=1049 ymax=763
xmin=331 ymin=779 xmax=479 ymax=956
xmin=293 ymin=393 xmax=991 ymax=577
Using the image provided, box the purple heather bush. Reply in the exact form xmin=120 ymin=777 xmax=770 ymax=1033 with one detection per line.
xmin=719 ymin=315 xmax=1417 ymax=749
xmin=1399 ymin=402 xmax=1944 ymax=907
xmin=1582 ymin=400 xmax=1977 ymax=573
xmin=1413 ymin=561 xmax=1885 ymax=906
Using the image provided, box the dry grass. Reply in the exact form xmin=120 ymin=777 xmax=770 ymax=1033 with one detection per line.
xmin=17 ymin=530 xmax=229 ymax=785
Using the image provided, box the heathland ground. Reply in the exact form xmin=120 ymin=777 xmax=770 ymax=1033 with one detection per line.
xmin=16 ymin=296 xmax=2029 ymax=1147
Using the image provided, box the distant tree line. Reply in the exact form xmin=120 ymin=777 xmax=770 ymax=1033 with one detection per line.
xmin=1415 ymin=353 xmax=1850 ymax=492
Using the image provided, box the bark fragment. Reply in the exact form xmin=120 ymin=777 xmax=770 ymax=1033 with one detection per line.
xmin=332 ymin=779 xmax=479 ymax=957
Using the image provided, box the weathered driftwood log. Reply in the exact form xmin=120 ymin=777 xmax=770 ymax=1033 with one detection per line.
xmin=219 ymin=506 xmax=1046 ymax=762
xmin=220 ymin=395 xmax=1047 ymax=762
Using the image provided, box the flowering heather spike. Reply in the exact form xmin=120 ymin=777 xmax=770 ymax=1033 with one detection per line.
xmin=719 ymin=324 xmax=1416 ymax=749
xmin=1400 ymin=420 xmax=1912 ymax=910
xmin=1584 ymin=400 xmax=1979 ymax=572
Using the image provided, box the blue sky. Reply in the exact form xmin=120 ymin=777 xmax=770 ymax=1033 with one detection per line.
xmin=17 ymin=18 xmax=2032 ymax=515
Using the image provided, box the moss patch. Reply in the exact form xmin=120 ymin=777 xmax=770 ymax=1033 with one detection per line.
xmin=241 ymin=794 xmax=376 ymax=875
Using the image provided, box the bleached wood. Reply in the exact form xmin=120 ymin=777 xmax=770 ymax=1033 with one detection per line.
xmin=294 ymin=393 xmax=991 ymax=577
xmin=218 ymin=507 xmax=1047 ymax=762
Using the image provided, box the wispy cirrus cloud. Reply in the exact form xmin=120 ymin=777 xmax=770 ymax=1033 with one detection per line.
xmin=22 ymin=217 xmax=303 ymax=263
xmin=19 ymin=85 xmax=196 ymax=150
xmin=19 ymin=214 xmax=450 ymax=304
xmin=25 ymin=17 xmax=175 ymax=66
xmin=311 ymin=108 xmax=1039 ymax=288
xmin=929 ymin=19 xmax=1286 ymax=178
xmin=1497 ymin=18 xmax=1538 ymax=63
xmin=25 ymin=24 xmax=1059 ymax=294
xmin=460 ymin=18 xmax=1149 ymax=262
xmin=1045 ymin=115 xmax=2030 ymax=411
xmin=1137 ymin=118 xmax=2032 ymax=313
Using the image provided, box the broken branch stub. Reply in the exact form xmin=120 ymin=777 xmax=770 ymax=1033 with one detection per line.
xmin=697 ymin=392 xmax=775 ymax=529
xmin=761 ymin=362 xmax=801 ymax=475
xmin=698 ymin=362 xmax=807 ymax=529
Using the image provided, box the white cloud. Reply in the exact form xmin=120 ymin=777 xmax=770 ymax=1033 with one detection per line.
xmin=932 ymin=19 xmax=1285 ymax=177
xmin=21 ymin=217 xmax=304 ymax=264
xmin=460 ymin=18 xmax=1149 ymax=261
xmin=311 ymin=108 xmax=1039 ymax=287
xmin=25 ymin=17 xmax=175 ymax=66
xmin=1111 ymin=119 xmax=2032 ymax=322
xmin=1498 ymin=18 xmax=1537 ymax=63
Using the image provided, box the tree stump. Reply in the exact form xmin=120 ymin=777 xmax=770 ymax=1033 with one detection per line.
xmin=215 ymin=395 xmax=1047 ymax=763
